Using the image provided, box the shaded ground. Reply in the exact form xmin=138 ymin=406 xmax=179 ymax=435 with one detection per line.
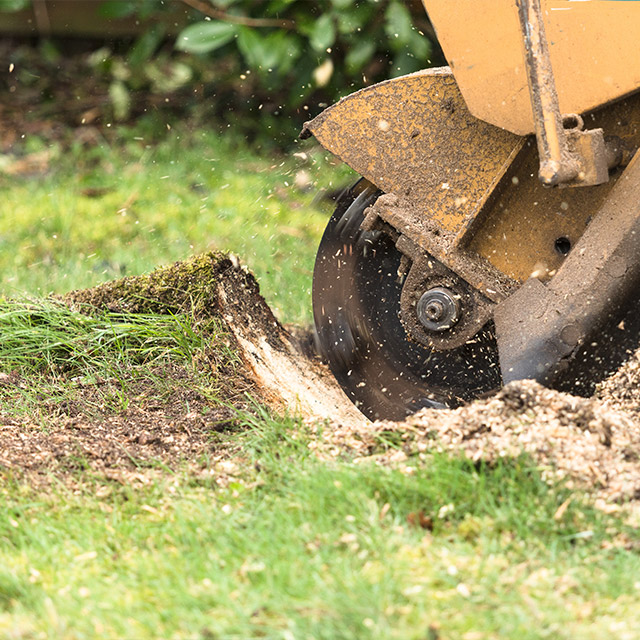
xmin=1 ymin=252 xmax=640 ymax=505
xmin=1 ymin=40 xmax=207 ymax=152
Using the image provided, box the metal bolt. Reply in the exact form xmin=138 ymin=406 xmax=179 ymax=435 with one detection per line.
xmin=417 ymin=287 xmax=460 ymax=332
xmin=425 ymin=299 xmax=445 ymax=321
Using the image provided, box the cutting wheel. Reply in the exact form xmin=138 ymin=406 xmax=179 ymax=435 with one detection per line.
xmin=313 ymin=180 xmax=502 ymax=421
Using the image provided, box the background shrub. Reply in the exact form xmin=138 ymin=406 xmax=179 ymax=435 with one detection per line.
xmin=2 ymin=0 xmax=442 ymax=146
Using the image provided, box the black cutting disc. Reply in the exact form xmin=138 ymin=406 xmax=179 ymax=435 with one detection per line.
xmin=312 ymin=181 xmax=502 ymax=421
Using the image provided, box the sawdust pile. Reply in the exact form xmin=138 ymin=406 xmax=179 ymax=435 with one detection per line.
xmin=319 ymin=378 xmax=640 ymax=504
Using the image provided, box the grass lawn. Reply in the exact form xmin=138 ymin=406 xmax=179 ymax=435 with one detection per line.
xmin=0 ymin=122 xmax=352 ymax=325
xmin=1 ymin=123 xmax=639 ymax=640
xmin=3 ymin=416 xmax=640 ymax=639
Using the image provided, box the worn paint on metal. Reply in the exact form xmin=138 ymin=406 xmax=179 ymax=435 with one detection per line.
xmin=469 ymin=91 xmax=640 ymax=283
xmin=305 ymin=68 xmax=640 ymax=294
xmin=495 ymin=148 xmax=640 ymax=387
xmin=302 ymin=68 xmax=522 ymax=235
xmin=422 ymin=0 xmax=640 ymax=135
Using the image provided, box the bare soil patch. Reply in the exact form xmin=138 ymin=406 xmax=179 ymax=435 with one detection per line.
xmin=0 ymin=388 xmax=238 ymax=484
xmin=0 ymin=253 xmax=360 ymax=485
xmin=1 ymin=251 xmax=640 ymax=504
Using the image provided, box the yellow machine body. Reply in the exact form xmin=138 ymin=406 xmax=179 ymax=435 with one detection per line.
xmin=422 ymin=0 xmax=640 ymax=135
xmin=305 ymin=69 xmax=640 ymax=297
xmin=308 ymin=0 xmax=640 ymax=417
xmin=303 ymin=0 xmax=640 ymax=295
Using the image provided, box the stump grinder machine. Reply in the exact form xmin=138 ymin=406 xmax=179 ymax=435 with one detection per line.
xmin=304 ymin=0 xmax=640 ymax=420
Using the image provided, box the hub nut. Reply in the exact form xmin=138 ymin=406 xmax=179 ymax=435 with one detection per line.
xmin=416 ymin=287 xmax=460 ymax=332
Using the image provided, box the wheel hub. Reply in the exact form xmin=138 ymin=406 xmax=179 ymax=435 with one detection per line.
xmin=417 ymin=287 xmax=460 ymax=332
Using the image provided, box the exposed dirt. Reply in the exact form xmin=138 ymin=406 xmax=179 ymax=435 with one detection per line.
xmin=2 ymin=252 xmax=640 ymax=505
xmin=0 ymin=253 xmax=362 ymax=486
xmin=0 ymin=386 xmax=239 ymax=485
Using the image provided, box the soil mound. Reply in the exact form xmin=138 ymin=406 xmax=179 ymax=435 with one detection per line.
xmin=64 ymin=251 xmax=363 ymax=424
xmin=320 ymin=379 xmax=640 ymax=504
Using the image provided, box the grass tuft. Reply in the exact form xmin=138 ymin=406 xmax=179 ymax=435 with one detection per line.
xmin=0 ymin=298 xmax=206 ymax=377
xmin=0 ymin=296 xmax=238 ymax=421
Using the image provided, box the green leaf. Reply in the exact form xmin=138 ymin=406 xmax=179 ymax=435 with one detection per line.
xmin=87 ymin=46 xmax=113 ymax=73
xmin=385 ymin=1 xmax=414 ymax=46
xmin=408 ymin=31 xmax=431 ymax=61
xmin=390 ymin=50 xmax=422 ymax=78
xmin=264 ymin=0 xmax=297 ymax=12
xmin=310 ymin=14 xmax=336 ymax=52
xmin=210 ymin=0 xmax=238 ymax=8
xmin=345 ymin=40 xmax=375 ymax=73
xmin=236 ymin=28 xmax=264 ymax=69
xmin=237 ymin=28 xmax=300 ymax=74
xmin=108 ymin=80 xmax=131 ymax=121
xmin=0 ymin=0 xmax=29 ymax=12
xmin=137 ymin=0 xmax=166 ymax=21
xmin=128 ymin=24 xmax=165 ymax=67
xmin=39 ymin=39 xmax=62 ymax=64
xmin=175 ymin=21 xmax=237 ymax=55
xmin=98 ymin=1 xmax=137 ymax=19
xmin=111 ymin=58 xmax=131 ymax=82
xmin=145 ymin=61 xmax=193 ymax=93
xmin=336 ymin=4 xmax=373 ymax=35
xmin=330 ymin=0 xmax=354 ymax=8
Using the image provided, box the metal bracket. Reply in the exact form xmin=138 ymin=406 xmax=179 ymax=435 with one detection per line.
xmin=393 ymin=235 xmax=494 ymax=351
xmin=495 ymin=150 xmax=640 ymax=387
xmin=516 ymin=0 xmax=620 ymax=187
